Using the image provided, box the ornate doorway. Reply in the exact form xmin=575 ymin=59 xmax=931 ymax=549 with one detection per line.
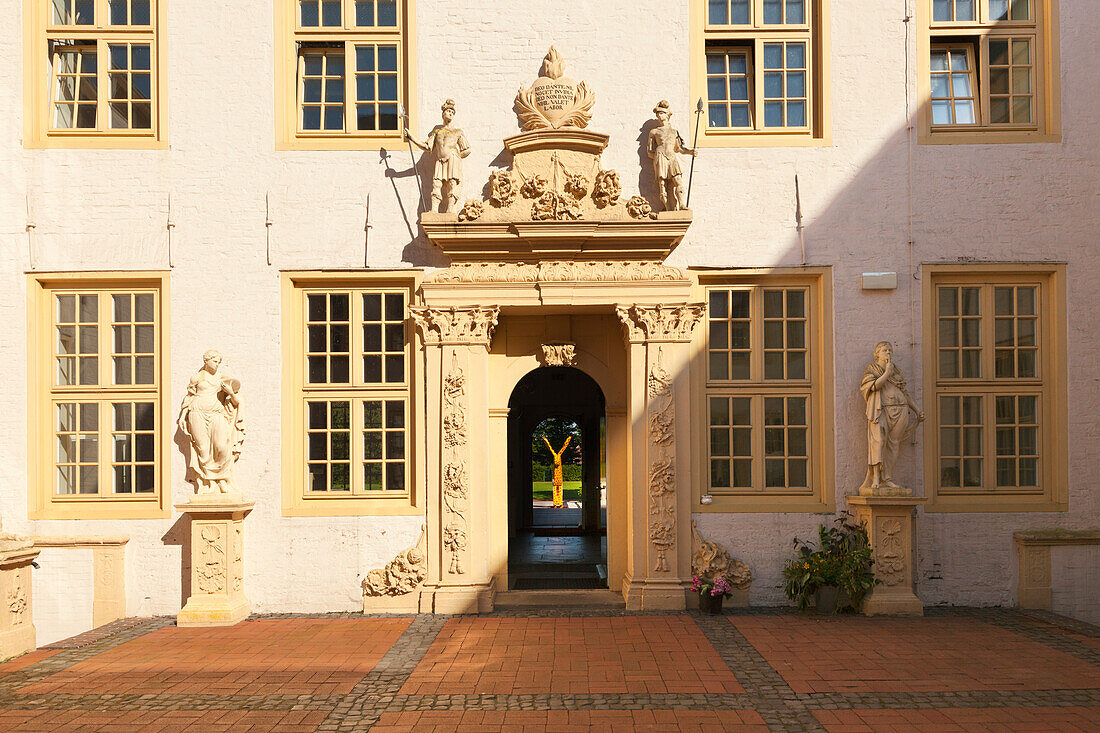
xmin=507 ymin=367 xmax=606 ymax=589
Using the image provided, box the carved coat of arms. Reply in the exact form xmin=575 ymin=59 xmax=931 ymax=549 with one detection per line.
xmin=515 ymin=46 xmax=596 ymax=130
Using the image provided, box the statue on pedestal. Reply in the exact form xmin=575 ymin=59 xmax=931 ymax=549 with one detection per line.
xmin=405 ymin=99 xmax=471 ymax=213
xmin=647 ymin=100 xmax=696 ymax=211
xmin=859 ymin=341 xmax=923 ymax=494
xmin=178 ymin=349 xmax=244 ymax=496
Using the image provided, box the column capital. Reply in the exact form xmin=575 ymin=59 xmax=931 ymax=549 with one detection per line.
xmin=615 ymin=303 xmax=705 ymax=344
xmin=411 ymin=306 xmax=500 ymax=346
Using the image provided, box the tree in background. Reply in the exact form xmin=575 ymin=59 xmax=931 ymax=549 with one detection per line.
xmin=531 ymin=417 xmax=582 ymax=478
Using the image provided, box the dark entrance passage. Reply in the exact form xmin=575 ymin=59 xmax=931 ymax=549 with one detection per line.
xmin=507 ymin=367 xmax=606 ymax=590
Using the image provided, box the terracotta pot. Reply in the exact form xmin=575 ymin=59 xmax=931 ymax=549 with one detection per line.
xmin=814 ymin=585 xmax=840 ymax=615
xmin=699 ymin=592 xmax=724 ymax=615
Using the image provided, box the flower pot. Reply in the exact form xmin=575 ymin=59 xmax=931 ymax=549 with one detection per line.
xmin=699 ymin=592 xmax=725 ymax=615
xmin=814 ymin=585 xmax=840 ymax=615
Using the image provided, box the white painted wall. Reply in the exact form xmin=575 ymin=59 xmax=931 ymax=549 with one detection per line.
xmin=32 ymin=548 xmax=95 ymax=646
xmin=1 ymin=0 xmax=1097 ymax=620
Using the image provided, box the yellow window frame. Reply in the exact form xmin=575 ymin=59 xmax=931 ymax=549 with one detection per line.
xmin=690 ymin=267 xmax=835 ymax=512
xmin=918 ymin=0 xmax=1060 ymax=143
xmin=28 ymin=272 xmax=171 ymax=519
xmin=691 ymin=0 xmax=830 ymax=147
xmin=281 ymin=270 xmax=424 ymax=516
xmin=275 ymin=0 xmax=417 ymax=150
xmin=24 ymin=0 xmax=165 ymax=148
xmin=921 ymin=263 xmax=1068 ymax=512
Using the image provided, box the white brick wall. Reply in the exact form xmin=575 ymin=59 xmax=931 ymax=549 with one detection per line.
xmin=2 ymin=0 xmax=1097 ymax=617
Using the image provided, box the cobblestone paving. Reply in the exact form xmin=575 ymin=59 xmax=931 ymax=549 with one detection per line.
xmin=0 ymin=608 xmax=1094 ymax=731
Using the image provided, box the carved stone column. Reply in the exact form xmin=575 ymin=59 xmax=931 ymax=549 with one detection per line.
xmin=0 ymin=534 xmax=40 ymax=659
xmin=412 ymin=305 xmax=500 ymax=613
xmin=175 ymin=499 xmax=254 ymax=627
xmin=847 ymin=496 xmax=926 ymax=616
xmin=616 ymin=303 xmax=704 ymax=610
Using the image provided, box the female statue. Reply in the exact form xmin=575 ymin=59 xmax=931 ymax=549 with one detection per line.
xmin=178 ymin=349 xmax=244 ymax=495
xmin=859 ymin=341 xmax=923 ymax=493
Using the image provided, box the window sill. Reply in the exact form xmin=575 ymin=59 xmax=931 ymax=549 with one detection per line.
xmin=25 ymin=134 xmax=167 ymax=150
xmin=919 ymin=129 xmax=1061 ymax=145
xmin=697 ymin=131 xmax=830 ymax=148
xmin=925 ymin=495 xmax=1067 ymax=513
xmin=283 ymin=493 xmax=422 ymax=516
xmin=30 ymin=498 xmax=169 ymax=520
xmin=695 ymin=494 xmax=832 ymax=513
xmin=277 ymin=134 xmax=406 ymax=151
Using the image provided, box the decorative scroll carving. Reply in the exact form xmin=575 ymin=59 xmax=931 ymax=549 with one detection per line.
xmin=489 ymin=170 xmax=518 ymax=207
xmin=520 ymin=174 xmax=549 ymax=199
xmin=563 ymin=173 xmax=589 ymax=199
xmin=196 ymin=525 xmax=226 ymax=593
xmin=411 ymin=306 xmax=500 ymax=345
xmin=877 ymin=518 xmax=905 ymax=586
xmin=363 ymin=525 xmax=428 ymax=596
xmin=617 ymin=304 xmax=706 ymax=343
xmin=514 ymin=46 xmax=596 ymax=130
xmin=691 ymin=521 xmax=753 ymax=589
xmin=541 ymin=342 xmax=577 ymax=367
xmin=648 ymin=348 xmax=676 ymax=572
xmin=429 ymin=261 xmax=686 ymax=284
xmin=442 ymin=351 xmax=470 ymax=575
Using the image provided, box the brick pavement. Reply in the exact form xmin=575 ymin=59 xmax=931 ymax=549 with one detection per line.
xmin=0 ymin=608 xmax=1094 ymax=732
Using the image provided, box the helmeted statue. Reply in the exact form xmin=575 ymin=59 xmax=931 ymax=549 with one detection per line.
xmin=405 ymin=99 xmax=471 ymax=213
xmin=647 ymin=100 xmax=696 ymax=211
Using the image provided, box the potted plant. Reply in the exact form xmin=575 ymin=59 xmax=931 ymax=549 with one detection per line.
xmin=691 ymin=575 xmax=734 ymax=614
xmin=782 ymin=513 xmax=877 ymax=614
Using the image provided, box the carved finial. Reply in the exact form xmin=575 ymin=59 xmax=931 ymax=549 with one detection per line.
xmin=541 ymin=46 xmax=565 ymax=79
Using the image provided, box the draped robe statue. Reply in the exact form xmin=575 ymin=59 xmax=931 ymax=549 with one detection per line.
xmin=178 ymin=349 xmax=245 ymax=495
xmin=859 ymin=342 xmax=923 ymax=493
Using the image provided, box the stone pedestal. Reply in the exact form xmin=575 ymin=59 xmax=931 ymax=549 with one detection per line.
xmin=175 ymin=498 xmax=254 ymax=627
xmin=847 ymin=496 xmax=926 ymax=616
xmin=0 ymin=537 xmax=40 ymax=659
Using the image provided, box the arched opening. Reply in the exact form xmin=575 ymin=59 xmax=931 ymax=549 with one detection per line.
xmin=507 ymin=366 xmax=606 ymax=590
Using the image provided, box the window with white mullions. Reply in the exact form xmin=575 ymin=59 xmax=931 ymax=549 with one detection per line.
xmin=111 ymin=401 xmax=156 ymax=493
xmin=930 ymin=46 xmax=977 ymax=124
xmin=988 ymin=38 xmax=1033 ymax=124
xmin=762 ymin=0 xmax=805 ymax=24
xmin=353 ymin=44 xmax=399 ymax=131
xmin=708 ymin=0 xmax=751 ymax=25
xmin=52 ymin=0 xmax=95 ymax=25
xmin=299 ymin=49 xmax=346 ymax=131
xmin=933 ymin=0 xmax=975 ymax=22
xmin=107 ymin=0 xmax=150 ymax=26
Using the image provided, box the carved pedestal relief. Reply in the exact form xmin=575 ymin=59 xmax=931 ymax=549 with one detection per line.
xmin=175 ymin=500 xmax=254 ymax=627
xmin=364 ymin=526 xmax=428 ymax=597
xmin=876 ymin=518 xmax=906 ymax=587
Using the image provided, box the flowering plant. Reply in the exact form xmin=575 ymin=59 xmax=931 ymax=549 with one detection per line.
xmin=690 ymin=574 xmax=734 ymax=598
xmin=782 ymin=513 xmax=876 ymax=611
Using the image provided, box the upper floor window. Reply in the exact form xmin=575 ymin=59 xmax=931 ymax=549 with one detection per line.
xmin=692 ymin=0 xmax=829 ymax=146
xmin=25 ymin=0 xmax=162 ymax=147
xmin=694 ymin=269 xmax=834 ymax=512
xmin=920 ymin=0 xmax=1060 ymax=143
xmin=276 ymin=0 xmax=414 ymax=149
xmin=29 ymin=273 xmax=170 ymax=519
xmin=923 ymin=265 xmax=1067 ymax=512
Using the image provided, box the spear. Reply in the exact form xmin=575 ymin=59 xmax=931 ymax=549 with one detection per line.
xmin=399 ymin=104 xmax=424 ymax=213
xmin=685 ymin=97 xmax=705 ymax=209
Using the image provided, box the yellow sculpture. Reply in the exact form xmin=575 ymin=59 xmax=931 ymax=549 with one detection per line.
xmin=542 ymin=436 xmax=572 ymax=508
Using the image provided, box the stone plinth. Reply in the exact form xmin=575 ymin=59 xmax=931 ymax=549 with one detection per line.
xmin=1014 ymin=529 xmax=1100 ymax=611
xmin=848 ymin=495 xmax=927 ymax=616
xmin=175 ymin=498 xmax=254 ymax=627
xmin=0 ymin=537 xmax=40 ymax=659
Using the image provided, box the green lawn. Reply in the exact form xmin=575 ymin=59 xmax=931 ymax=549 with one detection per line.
xmin=532 ymin=481 xmax=582 ymax=501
